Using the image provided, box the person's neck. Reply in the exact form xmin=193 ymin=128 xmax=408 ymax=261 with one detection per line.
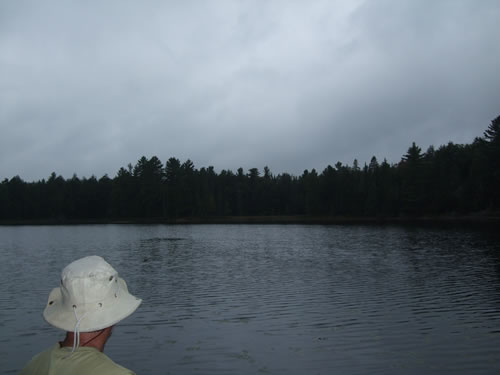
xmin=60 ymin=327 xmax=112 ymax=352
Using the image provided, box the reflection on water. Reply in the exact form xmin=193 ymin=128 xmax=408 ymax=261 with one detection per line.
xmin=1 ymin=224 xmax=499 ymax=374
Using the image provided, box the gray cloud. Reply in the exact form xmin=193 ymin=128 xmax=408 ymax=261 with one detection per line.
xmin=1 ymin=0 xmax=499 ymax=180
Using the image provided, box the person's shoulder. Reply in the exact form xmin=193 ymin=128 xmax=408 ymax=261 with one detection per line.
xmin=19 ymin=344 xmax=60 ymax=374
xmin=81 ymin=349 xmax=136 ymax=375
xmin=20 ymin=345 xmax=135 ymax=375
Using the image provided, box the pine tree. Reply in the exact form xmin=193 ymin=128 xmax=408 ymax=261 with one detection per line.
xmin=399 ymin=142 xmax=425 ymax=215
xmin=484 ymin=115 xmax=500 ymax=143
xmin=483 ymin=115 xmax=500 ymax=210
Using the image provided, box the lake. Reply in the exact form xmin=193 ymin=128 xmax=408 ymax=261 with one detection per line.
xmin=1 ymin=224 xmax=499 ymax=374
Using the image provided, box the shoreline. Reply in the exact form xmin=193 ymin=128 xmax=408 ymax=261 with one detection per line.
xmin=1 ymin=214 xmax=499 ymax=226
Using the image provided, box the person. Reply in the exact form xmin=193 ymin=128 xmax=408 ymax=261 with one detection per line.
xmin=19 ymin=255 xmax=142 ymax=375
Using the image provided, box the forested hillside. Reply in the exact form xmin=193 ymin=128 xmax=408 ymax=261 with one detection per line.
xmin=1 ymin=116 xmax=499 ymax=221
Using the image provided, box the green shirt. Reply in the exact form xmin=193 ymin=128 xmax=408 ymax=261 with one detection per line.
xmin=19 ymin=344 xmax=135 ymax=375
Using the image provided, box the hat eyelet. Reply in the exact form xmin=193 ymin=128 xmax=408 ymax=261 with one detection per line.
xmin=49 ymin=301 xmax=54 ymax=305
xmin=98 ymin=302 xmax=103 ymax=307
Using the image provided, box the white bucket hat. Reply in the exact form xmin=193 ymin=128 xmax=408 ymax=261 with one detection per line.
xmin=43 ymin=255 xmax=141 ymax=333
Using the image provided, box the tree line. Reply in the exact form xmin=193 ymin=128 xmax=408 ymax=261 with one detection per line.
xmin=1 ymin=116 xmax=499 ymax=221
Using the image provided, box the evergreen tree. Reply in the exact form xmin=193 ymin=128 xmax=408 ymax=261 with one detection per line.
xmin=399 ymin=142 xmax=425 ymax=215
xmin=484 ymin=115 xmax=500 ymax=143
xmin=483 ymin=115 xmax=500 ymax=209
xmin=165 ymin=157 xmax=181 ymax=217
xmin=364 ymin=156 xmax=379 ymax=215
xmin=1 ymin=116 xmax=499 ymax=221
xmin=111 ymin=167 xmax=136 ymax=218
xmin=132 ymin=156 xmax=164 ymax=217
xmin=179 ymin=159 xmax=196 ymax=216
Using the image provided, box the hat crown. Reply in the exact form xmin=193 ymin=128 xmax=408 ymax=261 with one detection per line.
xmin=43 ymin=255 xmax=141 ymax=332
xmin=61 ymin=256 xmax=119 ymax=306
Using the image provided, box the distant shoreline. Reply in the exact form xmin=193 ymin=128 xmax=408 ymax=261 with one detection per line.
xmin=1 ymin=214 xmax=499 ymax=226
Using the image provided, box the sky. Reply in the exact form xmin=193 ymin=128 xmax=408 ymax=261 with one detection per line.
xmin=1 ymin=0 xmax=499 ymax=181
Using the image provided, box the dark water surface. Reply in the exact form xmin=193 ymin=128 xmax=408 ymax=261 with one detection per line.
xmin=1 ymin=224 xmax=499 ymax=374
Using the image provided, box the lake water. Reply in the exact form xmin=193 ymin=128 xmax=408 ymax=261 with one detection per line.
xmin=1 ymin=224 xmax=499 ymax=374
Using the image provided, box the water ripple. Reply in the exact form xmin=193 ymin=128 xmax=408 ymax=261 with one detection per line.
xmin=1 ymin=224 xmax=500 ymax=374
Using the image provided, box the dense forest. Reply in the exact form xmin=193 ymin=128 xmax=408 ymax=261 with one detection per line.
xmin=1 ymin=116 xmax=499 ymax=222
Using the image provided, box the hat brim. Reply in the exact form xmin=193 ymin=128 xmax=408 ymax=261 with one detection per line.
xmin=43 ymin=277 xmax=141 ymax=332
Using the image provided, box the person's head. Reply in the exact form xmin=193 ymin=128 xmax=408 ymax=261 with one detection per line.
xmin=43 ymin=256 xmax=141 ymax=351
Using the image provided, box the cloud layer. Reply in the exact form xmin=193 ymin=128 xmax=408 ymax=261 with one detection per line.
xmin=1 ymin=0 xmax=499 ymax=180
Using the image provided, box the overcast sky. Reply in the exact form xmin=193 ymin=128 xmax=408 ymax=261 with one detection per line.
xmin=1 ymin=0 xmax=499 ymax=181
